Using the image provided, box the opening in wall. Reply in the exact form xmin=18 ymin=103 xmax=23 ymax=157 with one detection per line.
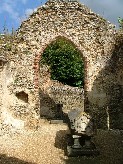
xmin=40 ymin=37 xmax=85 ymax=88
xmin=16 ymin=91 xmax=28 ymax=103
xmin=39 ymin=37 xmax=85 ymax=120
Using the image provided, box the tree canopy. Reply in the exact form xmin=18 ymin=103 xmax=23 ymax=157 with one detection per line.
xmin=40 ymin=38 xmax=84 ymax=88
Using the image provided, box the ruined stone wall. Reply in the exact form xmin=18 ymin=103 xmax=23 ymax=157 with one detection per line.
xmin=40 ymin=85 xmax=84 ymax=119
xmin=40 ymin=80 xmax=84 ymax=119
xmin=0 ymin=0 xmax=118 ymax=130
xmin=108 ymin=31 xmax=123 ymax=129
xmin=49 ymin=81 xmax=84 ymax=112
xmin=0 ymin=35 xmax=26 ymax=133
xmin=39 ymin=64 xmax=84 ymax=119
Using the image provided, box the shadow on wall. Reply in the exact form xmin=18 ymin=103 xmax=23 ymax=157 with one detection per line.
xmin=0 ymin=154 xmax=35 ymax=164
xmin=39 ymin=89 xmax=65 ymax=120
xmin=87 ymin=35 xmax=123 ymax=130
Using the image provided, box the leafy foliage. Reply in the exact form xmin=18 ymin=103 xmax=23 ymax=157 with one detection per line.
xmin=41 ymin=38 xmax=84 ymax=88
xmin=118 ymin=17 xmax=123 ymax=29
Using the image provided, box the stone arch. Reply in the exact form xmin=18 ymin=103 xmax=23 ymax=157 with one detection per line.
xmin=33 ymin=34 xmax=88 ymax=117
xmin=34 ymin=35 xmax=88 ymax=91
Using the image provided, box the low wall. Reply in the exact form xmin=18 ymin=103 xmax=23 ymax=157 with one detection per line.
xmin=40 ymin=80 xmax=84 ymax=119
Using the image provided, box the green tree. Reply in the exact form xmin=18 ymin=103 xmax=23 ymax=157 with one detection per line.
xmin=41 ymin=38 xmax=84 ymax=88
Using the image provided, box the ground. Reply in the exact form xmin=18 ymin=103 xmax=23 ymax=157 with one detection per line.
xmin=0 ymin=120 xmax=123 ymax=164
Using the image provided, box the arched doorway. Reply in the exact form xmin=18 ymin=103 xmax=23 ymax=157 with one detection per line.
xmin=39 ymin=37 xmax=85 ymax=120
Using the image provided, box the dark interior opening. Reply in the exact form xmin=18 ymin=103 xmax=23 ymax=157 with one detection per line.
xmin=16 ymin=91 xmax=28 ymax=103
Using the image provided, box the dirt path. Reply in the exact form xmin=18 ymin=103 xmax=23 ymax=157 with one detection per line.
xmin=0 ymin=121 xmax=123 ymax=164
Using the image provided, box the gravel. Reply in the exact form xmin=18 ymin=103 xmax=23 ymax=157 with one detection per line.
xmin=0 ymin=120 xmax=123 ymax=164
